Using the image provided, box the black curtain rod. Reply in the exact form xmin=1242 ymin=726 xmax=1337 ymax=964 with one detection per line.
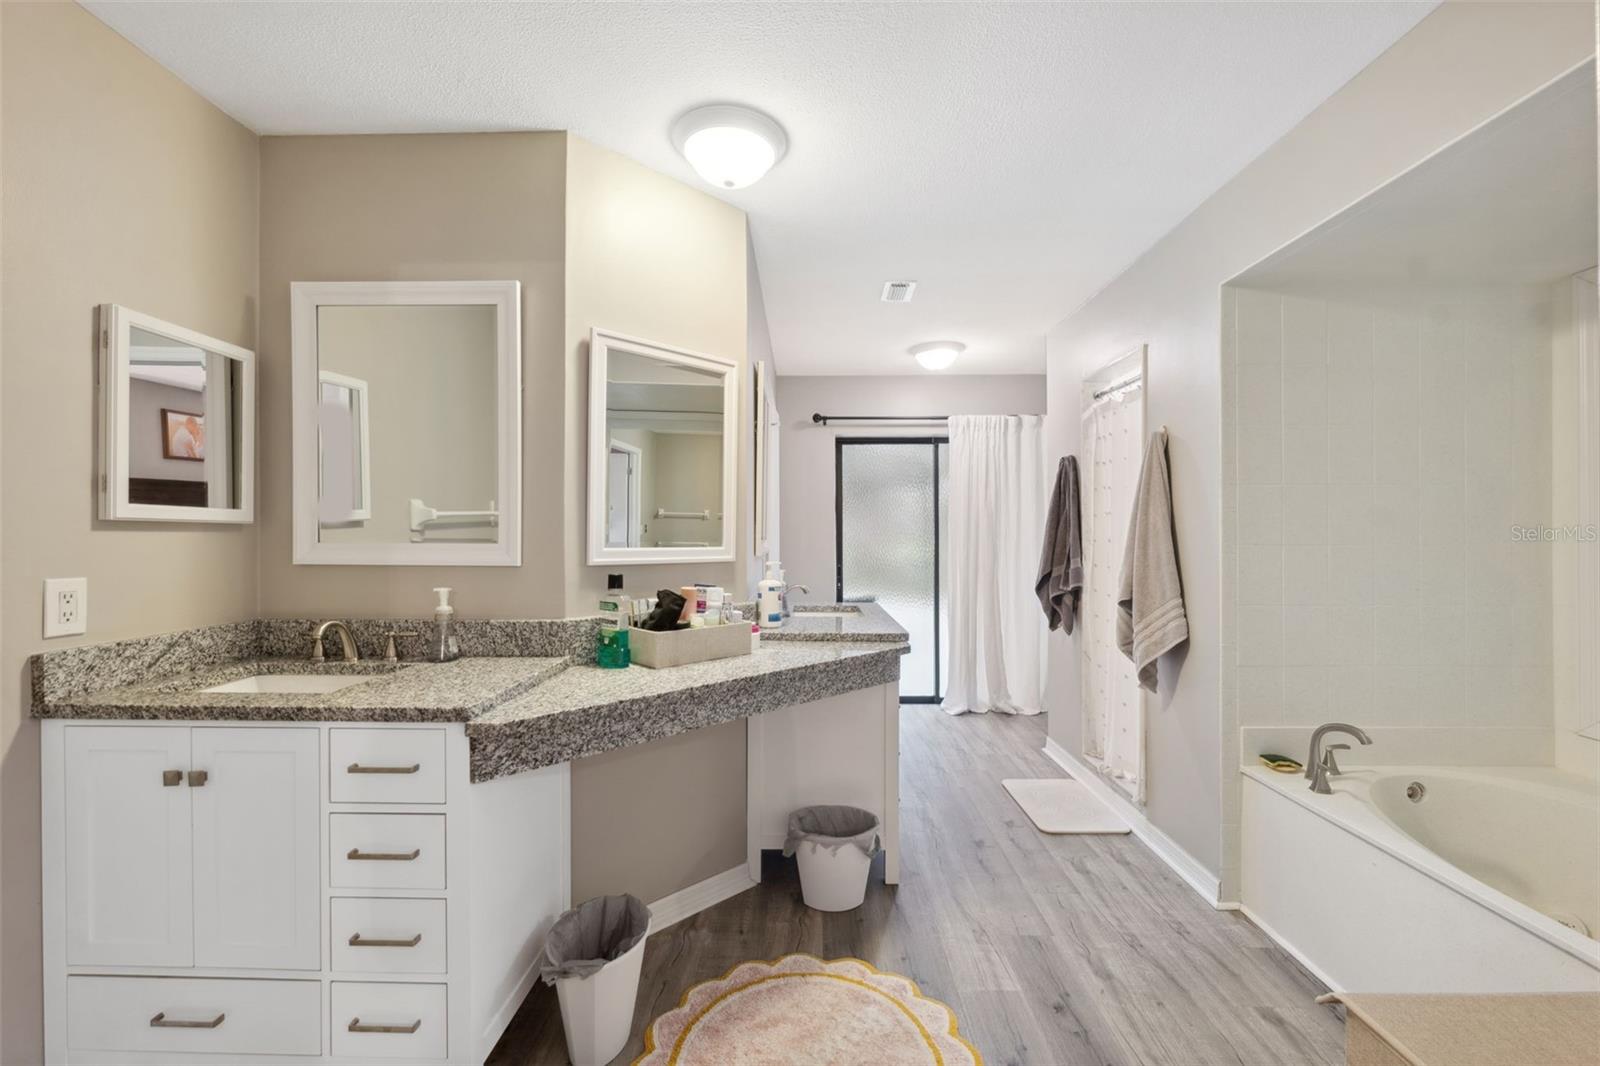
xmin=812 ymin=413 xmax=949 ymax=425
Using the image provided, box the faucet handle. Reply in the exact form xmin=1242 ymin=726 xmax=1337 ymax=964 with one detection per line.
xmin=1323 ymin=743 xmax=1351 ymax=776
xmin=383 ymin=631 xmax=420 ymax=663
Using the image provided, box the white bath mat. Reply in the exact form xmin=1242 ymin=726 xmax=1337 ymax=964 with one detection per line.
xmin=1002 ymin=778 xmax=1130 ymax=835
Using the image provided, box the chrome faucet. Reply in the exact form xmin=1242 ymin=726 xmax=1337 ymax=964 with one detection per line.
xmin=1306 ymin=722 xmax=1372 ymax=794
xmin=780 ymin=583 xmax=809 ymax=619
xmin=309 ymin=620 xmax=360 ymax=664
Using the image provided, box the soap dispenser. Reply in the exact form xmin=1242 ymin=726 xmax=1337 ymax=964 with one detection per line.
xmin=431 ymin=587 xmax=460 ymax=663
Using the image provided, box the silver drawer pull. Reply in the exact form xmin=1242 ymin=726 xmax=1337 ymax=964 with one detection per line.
xmin=346 ymin=847 xmax=421 ymax=862
xmin=150 ymin=1011 xmax=225 ymax=1029
xmin=347 ymin=762 xmax=421 ymax=775
xmin=349 ymin=1017 xmax=421 ymax=1035
xmin=349 ymin=932 xmax=422 ymax=948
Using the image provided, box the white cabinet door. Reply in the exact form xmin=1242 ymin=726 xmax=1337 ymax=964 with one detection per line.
xmin=64 ymin=725 xmax=194 ymax=967
xmin=191 ymin=727 xmax=321 ymax=969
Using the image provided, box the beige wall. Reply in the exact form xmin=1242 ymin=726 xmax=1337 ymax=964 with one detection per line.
xmin=257 ymin=132 xmax=568 ymax=617
xmin=1044 ymin=2 xmax=1596 ymax=895
xmin=0 ymin=5 xmax=261 ymax=1060
xmin=563 ymin=136 xmax=752 ymax=901
xmin=776 ymin=374 xmax=1046 ymax=608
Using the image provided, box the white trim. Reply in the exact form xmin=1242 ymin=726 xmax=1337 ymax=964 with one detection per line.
xmin=1575 ymin=270 xmax=1599 ymax=742
xmin=1042 ymin=736 xmax=1224 ymax=907
xmin=98 ymin=304 xmax=256 ymax=524
xmin=646 ymin=864 xmax=758 ymax=932
xmin=587 ymin=327 xmax=738 ymax=566
xmin=606 ymin=439 xmax=643 ymax=549
xmin=1237 ymin=903 xmax=1344 ymax=995
xmin=290 ymin=280 xmax=522 ymax=567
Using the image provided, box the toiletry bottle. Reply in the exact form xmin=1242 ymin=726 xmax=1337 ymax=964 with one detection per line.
xmin=597 ymin=574 xmax=631 ymax=668
xmin=758 ymin=561 xmax=785 ymax=630
xmin=706 ymin=587 xmax=724 ymax=625
xmin=432 ymin=587 xmax=460 ymax=662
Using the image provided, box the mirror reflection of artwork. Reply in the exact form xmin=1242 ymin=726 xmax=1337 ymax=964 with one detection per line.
xmin=161 ymin=409 xmax=204 ymax=461
xmin=315 ymin=304 xmax=498 ymax=545
xmin=603 ymin=348 xmax=725 ymax=551
xmin=109 ymin=317 xmax=249 ymax=516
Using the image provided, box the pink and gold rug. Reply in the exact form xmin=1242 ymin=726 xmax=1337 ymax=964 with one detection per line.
xmin=634 ymin=954 xmax=981 ymax=1066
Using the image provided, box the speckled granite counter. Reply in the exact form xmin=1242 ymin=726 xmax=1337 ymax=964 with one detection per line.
xmin=34 ymin=656 xmax=569 ymax=723
xmin=30 ymin=608 xmax=907 ymax=782
xmin=467 ymin=641 xmax=905 ymax=781
xmin=760 ymin=602 xmax=908 ymax=643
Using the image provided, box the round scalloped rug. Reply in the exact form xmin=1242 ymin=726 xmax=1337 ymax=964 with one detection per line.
xmin=634 ymin=954 xmax=981 ymax=1066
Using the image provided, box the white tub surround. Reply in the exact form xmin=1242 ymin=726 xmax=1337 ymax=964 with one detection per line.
xmin=1240 ymin=765 xmax=1600 ymax=994
xmin=35 ymin=610 xmax=906 ymax=1064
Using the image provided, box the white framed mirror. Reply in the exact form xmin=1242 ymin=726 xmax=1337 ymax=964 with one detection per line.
xmin=98 ymin=304 xmax=255 ymax=523
xmin=291 ymin=280 xmax=522 ymax=566
xmin=588 ymin=328 xmax=737 ymax=565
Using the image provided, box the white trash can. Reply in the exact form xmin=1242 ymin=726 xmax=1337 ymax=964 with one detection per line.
xmin=784 ymin=805 xmax=882 ymax=913
xmin=537 ymin=895 xmax=652 ymax=1066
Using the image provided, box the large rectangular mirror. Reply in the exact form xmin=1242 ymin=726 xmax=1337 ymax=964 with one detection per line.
xmin=291 ymin=281 xmax=521 ymax=566
xmin=588 ymin=328 xmax=737 ymax=564
xmin=98 ymin=304 xmax=255 ymax=523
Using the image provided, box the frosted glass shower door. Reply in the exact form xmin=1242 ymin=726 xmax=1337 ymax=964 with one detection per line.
xmin=836 ymin=438 xmax=948 ymax=701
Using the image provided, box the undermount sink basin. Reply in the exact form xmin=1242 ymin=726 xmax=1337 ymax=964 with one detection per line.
xmin=203 ymin=674 xmax=375 ymax=695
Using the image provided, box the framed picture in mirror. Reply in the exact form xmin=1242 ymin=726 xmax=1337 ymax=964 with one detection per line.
xmin=98 ymin=304 xmax=256 ymax=523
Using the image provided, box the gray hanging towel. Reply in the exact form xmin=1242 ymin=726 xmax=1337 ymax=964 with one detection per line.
xmin=1035 ymin=456 xmax=1084 ymax=633
xmin=1117 ymin=429 xmax=1188 ymax=691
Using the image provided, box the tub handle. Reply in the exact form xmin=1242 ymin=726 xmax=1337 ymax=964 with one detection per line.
xmin=1322 ymin=744 xmax=1350 ymax=776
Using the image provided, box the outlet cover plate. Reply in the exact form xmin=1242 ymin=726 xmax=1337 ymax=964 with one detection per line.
xmin=43 ymin=577 xmax=87 ymax=638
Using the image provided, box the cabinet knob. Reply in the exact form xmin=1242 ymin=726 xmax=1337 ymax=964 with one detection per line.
xmin=187 ymin=769 xmax=208 ymax=787
xmin=161 ymin=770 xmax=183 ymax=787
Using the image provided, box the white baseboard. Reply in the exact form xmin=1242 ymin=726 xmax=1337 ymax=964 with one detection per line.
xmin=648 ymin=864 xmax=758 ymax=931
xmin=1238 ymin=903 xmax=1344 ymax=994
xmin=1041 ymin=737 xmax=1224 ymax=908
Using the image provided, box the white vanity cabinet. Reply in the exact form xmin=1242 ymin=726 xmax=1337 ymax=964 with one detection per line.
xmin=42 ymin=720 xmax=571 ymax=1066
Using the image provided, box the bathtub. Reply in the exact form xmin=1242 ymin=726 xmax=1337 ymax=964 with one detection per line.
xmin=1240 ymin=764 xmax=1600 ymax=994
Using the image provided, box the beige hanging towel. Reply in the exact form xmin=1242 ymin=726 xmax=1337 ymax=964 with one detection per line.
xmin=1116 ymin=428 xmax=1188 ymax=691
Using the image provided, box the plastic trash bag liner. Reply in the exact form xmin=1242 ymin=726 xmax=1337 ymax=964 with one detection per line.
xmin=537 ymin=894 xmax=652 ymax=984
xmin=782 ymin=804 xmax=882 ymax=859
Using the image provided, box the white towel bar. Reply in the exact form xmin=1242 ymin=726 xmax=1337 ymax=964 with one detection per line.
xmin=655 ymin=508 xmax=720 ymax=521
xmin=409 ymin=497 xmax=499 ymax=541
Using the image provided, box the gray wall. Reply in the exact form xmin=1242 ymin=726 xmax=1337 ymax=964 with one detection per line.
xmin=775 ymin=374 xmax=1046 ymax=606
xmin=1044 ymin=1 xmax=1596 ymax=896
xmin=1 ymin=6 xmax=261 ymax=1060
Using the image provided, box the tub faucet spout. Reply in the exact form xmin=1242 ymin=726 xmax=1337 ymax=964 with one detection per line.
xmin=1305 ymin=722 xmax=1372 ymax=795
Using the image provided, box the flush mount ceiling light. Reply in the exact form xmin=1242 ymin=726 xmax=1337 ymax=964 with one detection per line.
xmin=671 ymin=104 xmax=788 ymax=190
xmin=910 ymin=341 xmax=965 ymax=371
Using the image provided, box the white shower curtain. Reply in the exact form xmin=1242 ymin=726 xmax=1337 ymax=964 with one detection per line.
xmin=941 ymin=415 xmax=1048 ymax=716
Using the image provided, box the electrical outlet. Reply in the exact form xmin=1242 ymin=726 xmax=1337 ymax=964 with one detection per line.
xmin=43 ymin=578 xmax=88 ymax=638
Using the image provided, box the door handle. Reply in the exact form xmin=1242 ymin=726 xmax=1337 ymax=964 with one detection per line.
xmin=162 ymin=770 xmax=183 ymax=787
xmin=348 ymin=932 xmax=423 ymax=947
xmin=150 ymin=1011 xmax=225 ymax=1029
xmin=348 ymin=1017 xmax=421 ymax=1034
xmin=346 ymin=848 xmax=420 ymax=861
xmin=187 ymin=769 xmax=208 ymax=787
xmin=346 ymin=762 xmax=420 ymax=775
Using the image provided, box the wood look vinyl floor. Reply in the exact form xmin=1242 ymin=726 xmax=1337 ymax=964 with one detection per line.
xmin=487 ymin=704 xmax=1345 ymax=1066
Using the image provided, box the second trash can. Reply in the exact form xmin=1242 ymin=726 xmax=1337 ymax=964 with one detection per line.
xmin=537 ymin=894 xmax=652 ymax=1066
xmin=783 ymin=805 xmax=882 ymax=912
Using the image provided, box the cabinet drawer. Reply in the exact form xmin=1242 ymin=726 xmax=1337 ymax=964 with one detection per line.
xmin=331 ymin=897 xmax=447 ymax=974
xmin=330 ymin=728 xmax=446 ymax=804
xmin=331 ymin=981 xmax=447 ymax=1060
xmin=66 ymin=975 xmax=321 ymax=1056
xmin=330 ymin=813 xmax=445 ymax=889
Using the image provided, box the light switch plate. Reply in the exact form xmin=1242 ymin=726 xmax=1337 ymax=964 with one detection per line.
xmin=43 ymin=577 xmax=87 ymax=638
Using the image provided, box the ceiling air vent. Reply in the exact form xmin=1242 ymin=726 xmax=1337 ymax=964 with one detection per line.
xmin=881 ymin=281 xmax=917 ymax=304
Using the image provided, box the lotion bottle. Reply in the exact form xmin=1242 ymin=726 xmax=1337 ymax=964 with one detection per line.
xmin=757 ymin=561 xmax=785 ymax=630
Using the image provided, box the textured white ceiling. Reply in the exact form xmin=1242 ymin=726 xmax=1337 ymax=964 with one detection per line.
xmin=84 ymin=1 xmax=1436 ymax=375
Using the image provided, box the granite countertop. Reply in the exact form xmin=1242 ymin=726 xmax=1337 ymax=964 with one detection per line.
xmin=30 ymin=605 xmax=909 ymax=782
xmin=760 ymin=601 xmax=908 ymax=643
xmin=35 ymin=656 xmax=569 ymax=723
xmin=467 ymin=640 xmax=906 ymax=781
